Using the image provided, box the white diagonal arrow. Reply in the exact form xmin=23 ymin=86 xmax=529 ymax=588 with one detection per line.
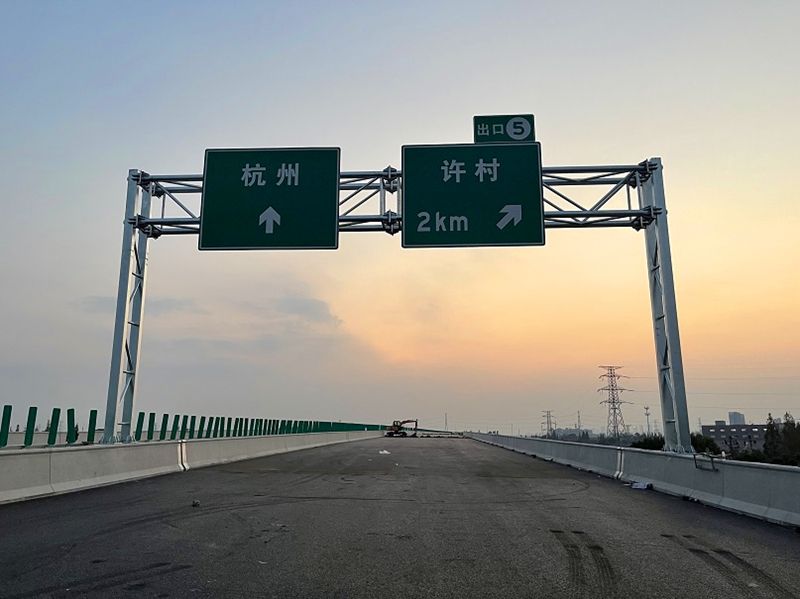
xmin=497 ymin=204 xmax=522 ymax=230
xmin=259 ymin=207 xmax=281 ymax=234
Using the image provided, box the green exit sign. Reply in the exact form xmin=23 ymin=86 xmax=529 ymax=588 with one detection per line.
xmin=473 ymin=114 xmax=535 ymax=143
xmin=401 ymin=143 xmax=544 ymax=248
xmin=199 ymin=147 xmax=340 ymax=250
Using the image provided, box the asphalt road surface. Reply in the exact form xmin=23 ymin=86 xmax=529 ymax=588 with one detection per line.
xmin=1 ymin=437 xmax=799 ymax=598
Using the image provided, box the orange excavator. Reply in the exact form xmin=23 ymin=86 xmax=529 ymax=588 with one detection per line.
xmin=385 ymin=419 xmax=418 ymax=437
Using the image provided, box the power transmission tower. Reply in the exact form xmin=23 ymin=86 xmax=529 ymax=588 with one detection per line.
xmin=598 ymin=365 xmax=632 ymax=441
xmin=541 ymin=410 xmax=556 ymax=438
xmin=644 ymin=406 xmax=651 ymax=436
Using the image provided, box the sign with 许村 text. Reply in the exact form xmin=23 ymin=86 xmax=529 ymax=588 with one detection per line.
xmin=402 ymin=142 xmax=544 ymax=248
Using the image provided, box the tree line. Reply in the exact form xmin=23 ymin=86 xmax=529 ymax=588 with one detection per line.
xmin=743 ymin=412 xmax=800 ymax=466
xmin=630 ymin=412 xmax=800 ymax=466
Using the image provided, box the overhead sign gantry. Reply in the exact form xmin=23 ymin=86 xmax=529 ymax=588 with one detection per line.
xmin=104 ymin=114 xmax=692 ymax=453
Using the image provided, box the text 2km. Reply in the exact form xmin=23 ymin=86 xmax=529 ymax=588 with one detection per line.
xmin=417 ymin=211 xmax=469 ymax=233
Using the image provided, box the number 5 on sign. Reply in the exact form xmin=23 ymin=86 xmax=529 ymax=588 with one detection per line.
xmin=473 ymin=114 xmax=536 ymax=144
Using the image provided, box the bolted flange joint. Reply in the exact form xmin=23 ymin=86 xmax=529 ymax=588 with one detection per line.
xmin=381 ymin=166 xmax=400 ymax=193
xmin=631 ymin=206 xmax=660 ymax=231
xmin=382 ymin=210 xmax=401 ymax=235
xmin=129 ymin=215 xmax=162 ymax=239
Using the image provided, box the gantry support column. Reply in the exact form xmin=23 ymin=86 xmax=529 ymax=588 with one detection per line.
xmin=640 ymin=158 xmax=692 ymax=452
xmin=102 ymin=173 xmax=152 ymax=442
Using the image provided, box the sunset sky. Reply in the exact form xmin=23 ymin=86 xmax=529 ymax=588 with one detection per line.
xmin=0 ymin=1 xmax=797 ymax=434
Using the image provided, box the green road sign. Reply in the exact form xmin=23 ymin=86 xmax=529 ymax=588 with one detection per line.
xmin=199 ymin=147 xmax=340 ymax=250
xmin=473 ymin=114 xmax=535 ymax=143
xmin=401 ymin=143 xmax=544 ymax=248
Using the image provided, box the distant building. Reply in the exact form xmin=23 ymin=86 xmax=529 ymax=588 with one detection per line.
xmin=728 ymin=411 xmax=746 ymax=425
xmin=701 ymin=423 xmax=769 ymax=452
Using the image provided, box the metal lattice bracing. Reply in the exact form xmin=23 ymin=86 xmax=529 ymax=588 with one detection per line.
xmin=126 ymin=162 xmax=658 ymax=237
xmin=103 ymin=159 xmax=693 ymax=451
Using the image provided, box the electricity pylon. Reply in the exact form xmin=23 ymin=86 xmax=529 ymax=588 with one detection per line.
xmin=598 ymin=365 xmax=632 ymax=441
xmin=541 ymin=410 xmax=556 ymax=438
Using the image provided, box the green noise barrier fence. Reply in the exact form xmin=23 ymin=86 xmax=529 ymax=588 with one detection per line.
xmin=0 ymin=403 xmax=386 ymax=449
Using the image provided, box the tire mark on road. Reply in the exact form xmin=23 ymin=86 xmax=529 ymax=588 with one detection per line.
xmin=714 ymin=549 xmax=796 ymax=598
xmin=573 ymin=531 xmax=617 ymax=599
xmin=682 ymin=534 xmax=796 ymax=598
xmin=5 ymin=562 xmax=191 ymax=599
xmin=662 ymin=534 xmax=770 ymax=598
xmin=550 ymin=529 xmax=586 ymax=594
xmin=681 ymin=533 xmax=795 ymax=598
xmin=50 ymin=565 xmax=192 ymax=598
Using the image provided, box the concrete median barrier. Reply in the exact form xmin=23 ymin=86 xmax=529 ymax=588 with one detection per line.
xmin=716 ymin=461 xmax=800 ymax=526
xmin=183 ymin=430 xmax=382 ymax=469
xmin=469 ymin=432 xmax=800 ymax=527
xmin=618 ymin=448 xmax=701 ymax=498
xmin=0 ymin=449 xmax=54 ymax=503
xmin=1 ymin=430 xmax=383 ymax=505
xmin=49 ymin=442 xmax=184 ymax=494
xmin=471 ymin=433 xmax=621 ymax=478
xmin=621 ymin=448 xmax=800 ymax=526
xmin=0 ymin=442 xmax=183 ymax=504
xmin=184 ymin=435 xmax=290 ymax=469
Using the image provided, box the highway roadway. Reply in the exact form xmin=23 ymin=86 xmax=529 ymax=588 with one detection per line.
xmin=1 ymin=437 xmax=799 ymax=598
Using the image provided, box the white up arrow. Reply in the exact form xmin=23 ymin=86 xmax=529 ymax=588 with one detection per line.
xmin=259 ymin=207 xmax=281 ymax=234
xmin=496 ymin=204 xmax=522 ymax=230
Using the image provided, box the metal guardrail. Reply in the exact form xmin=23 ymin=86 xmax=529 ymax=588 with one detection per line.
xmin=693 ymin=452 xmax=719 ymax=472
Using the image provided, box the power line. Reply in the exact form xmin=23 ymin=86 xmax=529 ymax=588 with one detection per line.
xmin=628 ymin=391 xmax=796 ymax=396
xmin=626 ymin=375 xmax=800 ymax=381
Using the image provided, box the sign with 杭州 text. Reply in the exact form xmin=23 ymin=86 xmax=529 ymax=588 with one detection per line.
xmin=200 ymin=147 xmax=340 ymax=250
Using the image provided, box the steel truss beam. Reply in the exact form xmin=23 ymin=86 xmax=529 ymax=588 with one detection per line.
xmin=131 ymin=163 xmax=656 ymax=238
xmin=104 ymin=158 xmax=691 ymax=452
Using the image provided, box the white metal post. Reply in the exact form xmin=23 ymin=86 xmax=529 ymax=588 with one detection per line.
xmin=118 ymin=183 xmax=153 ymax=441
xmin=640 ymin=158 xmax=692 ymax=452
xmin=102 ymin=171 xmax=141 ymax=442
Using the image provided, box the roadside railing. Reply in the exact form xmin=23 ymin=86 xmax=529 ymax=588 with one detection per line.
xmin=0 ymin=404 xmax=385 ymax=449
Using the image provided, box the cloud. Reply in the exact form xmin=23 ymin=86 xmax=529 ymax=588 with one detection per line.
xmin=273 ymin=295 xmax=341 ymax=325
xmin=227 ymin=293 xmax=342 ymax=333
xmin=135 ymin=291 xmax=348 ymax=363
